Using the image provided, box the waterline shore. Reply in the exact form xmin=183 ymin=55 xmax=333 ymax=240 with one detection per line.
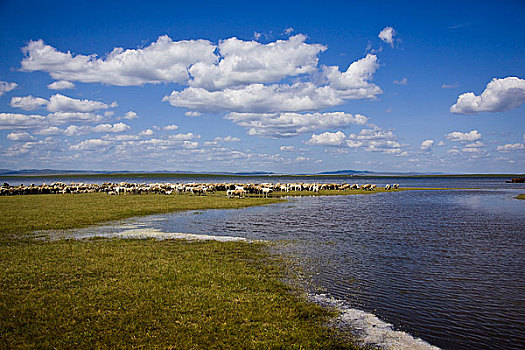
xmin=1 ymin=190 xmax=442 ymax=348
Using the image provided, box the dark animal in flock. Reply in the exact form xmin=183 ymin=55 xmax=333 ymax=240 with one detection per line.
xmin=0 ymin=181 xmax=399 ymax=197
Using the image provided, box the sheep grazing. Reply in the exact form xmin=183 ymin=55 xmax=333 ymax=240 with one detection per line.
xmin=261 ymin=187 xmax=273 ymax=197
xmin=227 ymin=188 xmax=246 ymax=198
xmin=0 ymin=181 xmax=387 ymax=197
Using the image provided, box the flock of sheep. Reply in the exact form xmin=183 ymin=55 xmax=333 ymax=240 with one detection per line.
xmin=0 ymin=181 xmax=400 ymax=197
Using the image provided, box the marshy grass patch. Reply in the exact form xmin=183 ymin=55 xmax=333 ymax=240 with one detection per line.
xmin=0 ymin=192 xmax=283 ymax=240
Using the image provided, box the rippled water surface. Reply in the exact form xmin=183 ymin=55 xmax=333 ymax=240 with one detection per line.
xmin=39 ymin=179 xmax=525 ymax=350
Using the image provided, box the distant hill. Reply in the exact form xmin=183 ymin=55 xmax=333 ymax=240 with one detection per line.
xmin=0 ymin=169 xmax=276 ymax=176
xmin=2 ymin=169 xmax=520 ymax=177
xmin=317 ymin=169 xmax=374 ymax=175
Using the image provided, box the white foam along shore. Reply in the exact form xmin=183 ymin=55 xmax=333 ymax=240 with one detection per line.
xmin=310 ymin=294 xmax=440 ymax=350
xmin=46 ymin=226 xmax=248 ymax=242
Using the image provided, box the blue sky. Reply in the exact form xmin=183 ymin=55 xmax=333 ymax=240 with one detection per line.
xmin=0 ymin=0 xmax=524 ymax=173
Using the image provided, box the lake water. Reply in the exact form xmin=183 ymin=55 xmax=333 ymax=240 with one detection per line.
xmin=23 ymin=176 xmax=525 ymax=349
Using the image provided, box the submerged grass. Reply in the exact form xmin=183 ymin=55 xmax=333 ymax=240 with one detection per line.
xmin=0 ymin=193 xmax=282 ymax=240
xmin=0 ymin=239 xmax=358 ymax=349
xmin=0 ymin=188 xmax=446 ymax=239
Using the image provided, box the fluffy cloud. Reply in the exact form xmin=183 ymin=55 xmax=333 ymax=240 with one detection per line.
xmin=321 ymin=54 xmax=381 ymax=94
xmin=280 ymin=145 xmax=295 ymax=151
xmin=462 ymin=141 xmax=485 ymax=153
xmin=306 ymin=131 xmax=347 ymax=146
xmin=168 ymin=132 xmax=198 ymax=141
xmin=35 ymin=125 xmax=85 ymax=136
xmin=184 ymin=111 xmax=202 ymax=117
xmin=7 ymin=132 xmax=35 ymax=141
xmin=164 ymin=52 xmax=381 ymax=114
xmin=165 ymin=78 xmax=380 ymax=114
xmin=20 ymin=35 xmax=383 ymax=120
xmin=188 ymin=34 xmax=326 ymax=90
xmin=225 ymin=112 xmax=368 ymax=138
xmin=70 ymin=139 xmax=112 ymax=150
xmin=0 ymin=81 xmax=17 ymax=96
xmin=496 ymin=143 xmax=525 ymax=151
xmin=10 ymin=94 xmax=113 ymax=114
xmin=3 ymin=137 xmax=61 ymax=158
xmin=0 ymin=113 xmax=46 ymax=129
xmin=21 ymin=36 xmax=217 ymax=86
xmin=307 ymin=127 xmax=405 ymax=155
xmin=420 ymin=139 xmax=434 ymax=151
xmin=378 ymin=27 xmax=396 ymax=47
xmin=47 ymin=94 xmax=113 ymax=113
xmin=92 ymin=122 xmax=130 ymax=133
xmin=47 ymin=80 xmax=75 ymax=90
xmin=446 ymin=130 xmax=482 ymax=142
xmin=163 ymin=124 xmax=179 ymax=131
xmin=214 ymin=136 xmax=241 ymax=142
xmin=121 ymin=111 xmax=139 ymax=120
xmin=139 ymin=129 xmax=154 ymax=136
xmin=47 ymin=112 xmax=103 ymax=124
xmin=450 ymin=77 xmax=525 ymax=114
xmin=10 ymin=95 xmax=48 ymax=110
xmin=35 ymin=123 xmax=130 ymax=136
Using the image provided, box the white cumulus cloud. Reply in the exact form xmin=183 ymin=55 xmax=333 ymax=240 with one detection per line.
xmin=378 ymin=27 xmax=396 ymax=47
xmin=450 ymin=77 xmax=525 ymax=114
xmin=169 ymin=132 xmax=198 ymax=141
xmin=214 ymin=136 xmax=241 ymax=142
xmin=10 ymin=95 xmax=48 ymax=111
xmin=420 ymin=139 xmax=434 ymax=151
xmin=7 ymin=132 xmax=35 ymax=141
xmin=0 ymin=113 xmax=46 ymax=129
xmin=139 ymin=129 xmax=154 ymax=137
xmin=307 ymin=127 xmax=405 ymax=155
xmin=446 ymin=130 xmax=482 ymax=142
xmin=0 ymin=81 xmax=18 ymax=96
xmin=184 ymin=111 xmax=202 ymax=117
xmin=70 ymin=139 xmax=112 ymax=150
xmin=306 ymin=131 xmax=347 ymax=146
xmin=496 ymin=143 xmax=525 ymax=151
xmin=47 ymin=94 xmax=112 ymax=113
xmin=165 ymin=77 xmax=380 ymax=114
xmin=47 ymin=80 xmax=75 ymax=90
xmin=92 ymin=122 xmax=130 ymax=133
xmin=164 ymin=124 xmax=179 ymax=131
xmin=21 ymin=36 xmax=217 ymax=86
xmin=225 ymin=111 xmax=368 ymax=138
xmin=188 ymin=34 xmax=326 ymax=91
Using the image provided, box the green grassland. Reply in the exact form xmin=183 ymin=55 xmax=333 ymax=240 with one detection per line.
xmin=516 ymin=194 xmax=525 ymax=200
xmin=0 ymin=192 xmax=367 ymax=349
xmin=0 ymin=239 xmax=359 ymax=349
